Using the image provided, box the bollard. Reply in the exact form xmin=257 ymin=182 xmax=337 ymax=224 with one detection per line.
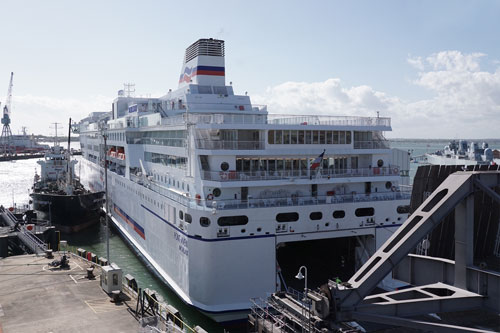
xmin=45 ymin=249 xmax=53 ymax=259
xmin=111 ymin=290 xmax=121 ymax=303
xmin=87 ymin=266 xmax=95 ymax=279
xmin=91 ymin=253 xmax=97 ymax=263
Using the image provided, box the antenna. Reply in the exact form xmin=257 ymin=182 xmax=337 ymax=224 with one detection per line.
xmin=50 ymin=122 xmax=63 ymax=146
xmin=124 ymin=83 xmax=135 ymax=97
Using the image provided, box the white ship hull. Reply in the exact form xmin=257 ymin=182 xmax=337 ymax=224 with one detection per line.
xmin=79 ymin=157 xmax=408 ymax=321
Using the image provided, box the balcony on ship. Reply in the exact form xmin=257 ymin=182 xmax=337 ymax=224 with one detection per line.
xmin=128 ymin=170 xmax=411 ymax=211
xmin=204 ymin=189 xmax=411 ymax=211
xmin=201 ymin=166 xmax=401 ymax=182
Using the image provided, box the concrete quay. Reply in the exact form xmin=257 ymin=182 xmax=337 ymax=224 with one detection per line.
xmin=0 ymin=253 xmax=140 ymax=333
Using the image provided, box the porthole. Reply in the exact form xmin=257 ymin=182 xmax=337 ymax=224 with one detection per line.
xmin=276 ymin=212 xmax=299 ymax=223
xmin=221 ymin=162 xmax=229 ymax=171
xmin=355 ymin=208 xmax=375 ymax=217
xmin=385 ymin=181 xmax=392 ymax=190
xmin=333 ymin=210 xmax=345 ymax=219
xmin=241 ymin=229 xmax=246 ymax=233
xmin=310 ymin=212 xmax=322 ymax=220
xmin=200 ymin=217 xmax=211 ymax=227
xmin=257 ymin=227 xmax=262 ymax=232
xmin=377 ymin=159 xmax=384 ymax=167
xmin=213 ymin=188 xmax=221 ymax=197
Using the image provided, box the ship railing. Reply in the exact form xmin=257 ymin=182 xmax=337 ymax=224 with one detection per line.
xmin=202 ymin=166 xmax=401 ymax=182
xmin=195 ymin=139 xmax=264 ymax=150
xmin=353 ymin=140 xmax=390 ymax=149
xmin=161 ymin=113 xmax=390 ymax=127
xmin=206 ymin=190 xmax=411 ymax=210
xmin=250 ymin=297 xmax=304 ymax=333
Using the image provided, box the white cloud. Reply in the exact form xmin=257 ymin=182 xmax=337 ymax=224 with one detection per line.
xmin=254 ymin=51 xmax=500 ymax=138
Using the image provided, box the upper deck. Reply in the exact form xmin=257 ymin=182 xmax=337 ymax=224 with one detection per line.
xmin=80 ymin=110 xmax=391 ymax=132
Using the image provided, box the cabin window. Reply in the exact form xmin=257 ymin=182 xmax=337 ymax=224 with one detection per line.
xmin=179 ymin=210 xmax=184 ymax=220
xmin=276 ymin=212 xmax=299 ymax=223
xmin=218 ymin=216 xmax=249 ymax=226
xmin=200 ymin=217 xmax=210 ymax=227
xmin=333 ymin=210 xmax=345 ymax=219
xmin=221 ymin=162 xmax=229 ymax=171
xmin=310 ymin=212 xmax=322 ymax=220
xmin=397 ymin=205 xmax=410 ymax=214
xmin=185 ymin=214 xmax=192 ymax=223
xmin=268 ymin=130 xmax=275 ymax=144
xmin=355 ymin=207 xmax=375 ymax=217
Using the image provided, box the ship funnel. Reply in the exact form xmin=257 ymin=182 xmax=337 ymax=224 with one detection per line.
xmin=178 ymin=38 xmax=225 ymax=88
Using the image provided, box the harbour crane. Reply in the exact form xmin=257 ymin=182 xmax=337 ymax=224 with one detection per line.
xmin=0 ymin=72 xmax=14 ymax=156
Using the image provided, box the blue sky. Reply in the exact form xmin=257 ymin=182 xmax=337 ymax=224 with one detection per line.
xmin=1 ymin=0 xmax=499 ymax=138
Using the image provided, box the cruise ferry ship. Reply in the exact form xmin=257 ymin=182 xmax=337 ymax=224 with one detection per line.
xmin=77 ymin=38 xmax=411 ymax=322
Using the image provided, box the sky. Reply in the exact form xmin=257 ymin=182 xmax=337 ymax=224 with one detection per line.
xmin=0 ymin=0 xmax=499 ymax=138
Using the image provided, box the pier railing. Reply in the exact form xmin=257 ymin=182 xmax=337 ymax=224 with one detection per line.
xmin=202 ymin=166 xmax=400 ymax=182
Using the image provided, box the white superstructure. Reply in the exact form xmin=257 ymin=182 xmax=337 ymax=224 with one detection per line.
xmin=424 ymin=139 xmax=500 ymax=166
xmin=77 ymin=39 xmax=410 ymax=322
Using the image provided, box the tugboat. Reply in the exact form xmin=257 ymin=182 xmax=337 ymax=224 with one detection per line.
xmin=30 ymin=119 xmax=104 ymax=233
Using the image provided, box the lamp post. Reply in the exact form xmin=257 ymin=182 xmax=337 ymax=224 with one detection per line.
xmin=295 ymin=265 xmax=309 ymax=332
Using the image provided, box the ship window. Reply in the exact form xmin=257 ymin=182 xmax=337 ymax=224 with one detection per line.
xmin=320 ymin=131 xmax=326 ymax=144
xmin=397 ymin=205 xmax=410 ymax=214
xmin=355 ymin=207 xmax=375 ymax=217
xmin=200 ymin=217 xmax=210 ymax=227
xmin=298 ymin=131 xmax=305 ymax=144
xmin=312 ymin=131 xmax=319 ymax=144
xmin=185 ymin=214 xmax=192 ymax=223
xmin=213 ymin=188 xmax=221 ymax=197
xmin=276 ymin=212 xmax=299 ymax=223
xmin=339 ymin=131 xmax=346 ymax=144
xmin=346 ymin=131 xmax=352 ymax=144
xmin=268 ymin=130 xmax=275 ymax=144
xmin=218 ymin=216 xmax=248 ymax=226
xmin=275 ymin=130 xmax=282 ymax=144
xmin=282 ymin=130 xmax=290 ymax=144
xmin=306 ymin=131 xmax=312 ymax=144
xmin=221 ymin=162 xmax=229 ymax=171
xmin=333 ymin=210 xmax=345 ymax=219
xmin=291 ymin=130 xmax=297 ymax=144
xmin=385 ymin=181 xmax=392 ymax=189
xmin=310 ymin=212 xmax=322 ymax=220
xmin=333 ymin=131 xmax=339 ymax=144
xmin=327 ymin=131 xmax=333 ymax=144
xmin=179 ymin=210 xmax=184 ymax=220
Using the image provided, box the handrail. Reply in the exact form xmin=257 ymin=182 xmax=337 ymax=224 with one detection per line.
xmin=203 ymin=166 xmax=401 ymax=182
xmin=195 ymin=139 xmax=264 ymax=150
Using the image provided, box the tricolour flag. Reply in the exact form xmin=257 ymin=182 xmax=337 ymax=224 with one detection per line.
xmin=310 ymin=150 xmax=325 ymax=170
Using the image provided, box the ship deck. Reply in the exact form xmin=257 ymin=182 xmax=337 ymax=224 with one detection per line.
xmin=0 ymin=253 xmax=139 ymax=333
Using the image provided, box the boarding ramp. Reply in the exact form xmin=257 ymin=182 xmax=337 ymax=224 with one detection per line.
xmin=317 ymin=170 xmax=500 ymax=332
xmin=0 ymin=206 xmax=48 ymax=254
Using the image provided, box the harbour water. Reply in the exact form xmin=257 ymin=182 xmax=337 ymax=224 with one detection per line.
xmin=1 ymin=139 xmax=500 ymax=332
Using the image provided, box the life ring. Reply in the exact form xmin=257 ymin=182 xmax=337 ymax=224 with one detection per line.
xmin=393 ymin=167 xmax=399 ymax=174
xmin=207 ymin=194 xmax=214 ymax=201
xmin=220 ymin=172 xmax=228 ymax=180
xmin=195 ymin=194 xmax=201 ymax=205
